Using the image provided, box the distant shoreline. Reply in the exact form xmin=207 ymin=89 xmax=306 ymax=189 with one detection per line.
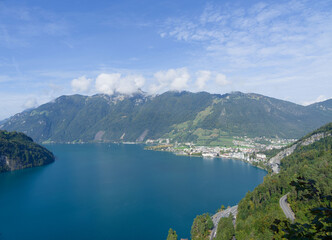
xmin=43 ymin=141 xmax=268 ymax=171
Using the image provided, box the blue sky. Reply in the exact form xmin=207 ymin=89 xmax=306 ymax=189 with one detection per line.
xmin=0 ymin=0 xmax=332 ymax=119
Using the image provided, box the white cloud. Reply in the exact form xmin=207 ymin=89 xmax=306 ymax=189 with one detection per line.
xmin=302 ymin=95 xmax=330 ymax=106
xmin=95 ymin=73 xmax=145 ymax=95
xmin=117 ymin=75 xmax=145 ymax=94
xmin=195 ymin=70 xmax=211 ymax=90
xmin=161 ymin=1 xmax=332 ymax=94
xmin=95 ymin=73 xmax=121 ymax=95
xmin=215 ymin=73 xmax=230 ymax=86
xmin=22 ymin=97 xmax=38 ymax=109
xmin=150 ymin=68 xmax=190 ymax=93
xmin=71 ymin=76 xmax=92 ymax=93
xmin=200 ymin=3 xmax=225 ymax=25
xmin=0 ymin=92 xmax=54 ymax=120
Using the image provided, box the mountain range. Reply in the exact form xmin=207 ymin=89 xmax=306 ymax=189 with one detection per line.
xmin=1 ymin=91 xmax=331 ymax=143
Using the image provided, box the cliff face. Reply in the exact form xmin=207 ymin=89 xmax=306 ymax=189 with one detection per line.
xmin=269 ymin=144 xmax=297 ymax=173
xmin=0 ymin=155 xmax=9 ymax=171
xmin=268 ymin=127 xmax=332 ymax=173
xmin=0 ymin=155 xmax=28 ymax=171
xmin=0 ymin=130 xmax=55 ymax=173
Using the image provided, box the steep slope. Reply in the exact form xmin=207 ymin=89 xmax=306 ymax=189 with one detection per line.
xmin=0 ymin=91 xmax=213 ymax=143
xmin=166 ymin=92 xmax=332 ymax=143
xmin=0 ymin=130 xmax=55 ymax=172
xmin=1 ymin=91 xmax=331 ymax=143
xmin=268 ymin=121 xmax=331 ymax=173
xmin=307 ymin=98 xmax=332 ymax=112
xmin=235 ymin=122 xmax=332 ymax=239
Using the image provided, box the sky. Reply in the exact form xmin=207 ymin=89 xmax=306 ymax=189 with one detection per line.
xmin=0 ymin=0 xmax=332 ymax=120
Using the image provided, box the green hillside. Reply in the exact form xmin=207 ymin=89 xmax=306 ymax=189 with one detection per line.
xmin=1 ymin=91 xmax=331 ymax=143
xmin=0 ymin=130 xmax=55 ymax=173
xmin=235 ymin=122 xmax=332 ymax=239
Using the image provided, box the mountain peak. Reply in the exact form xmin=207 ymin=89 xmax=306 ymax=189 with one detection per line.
xmin=1 ymin=91 xmax=331 ymax=142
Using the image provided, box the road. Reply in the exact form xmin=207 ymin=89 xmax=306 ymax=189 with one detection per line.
xmin=279 ymin=193 xmax=295 ymax=223
xmin=210 ymin=205 xmax=238 ymax=240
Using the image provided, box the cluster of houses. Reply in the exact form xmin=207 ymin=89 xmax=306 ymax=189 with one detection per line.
xmin=145 ymin=136 xmax=297 ymax=165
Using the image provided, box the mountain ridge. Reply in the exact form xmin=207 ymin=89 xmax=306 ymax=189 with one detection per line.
xmin=1 ymin=91 xmax=331 ymax=143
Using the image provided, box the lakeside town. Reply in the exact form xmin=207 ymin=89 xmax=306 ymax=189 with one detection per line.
xmin=145 ymin=136 xmax=297 ymax=169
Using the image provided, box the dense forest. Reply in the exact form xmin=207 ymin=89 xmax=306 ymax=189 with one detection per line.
xmin=235 ymin=122 xmax=331 ymax=239
xmin=172 ymin=123 xmax=331 ymax=240
xmin=215 ymin=214 xmax=235 ymax=240
xmin=0 ymin=130 xmax=55 ymax=172
xmin=190 ymin=213 xmax=214 ymax=240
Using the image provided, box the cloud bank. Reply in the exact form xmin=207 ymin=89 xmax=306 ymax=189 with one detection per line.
xmin=215 ymin=73 xmax=230 ymax=86
xmin=71 ymin=76 xmax=92 ymax=93
xmin=195 ymin=70 xmax=211 ymax=90
xmin=95 ymin=73 xmax=145 ymax=95
xmin=71 ymin=69 xmax=230 ymax=95
xmin=150 ymin=68 xmax=190 ymax=93
xmin=302 ymin=95 xmax=330 ymax=106
xmin=71 ymin=73 xmax=145 ymax=95
xmin=160 ymin=0 xmax=332 ymax=97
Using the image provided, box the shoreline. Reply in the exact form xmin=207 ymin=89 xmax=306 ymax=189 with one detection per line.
xmin=172 ymin=152 xmax=268 ymax=171
xmin=143 ymin=144 xmax=270 ymax=171
xmin=43 ymin=141 xmax=268 ymax=171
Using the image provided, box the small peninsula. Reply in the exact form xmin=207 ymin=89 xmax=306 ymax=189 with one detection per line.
xmin=0 ymin=130 xmax=55 ymax=173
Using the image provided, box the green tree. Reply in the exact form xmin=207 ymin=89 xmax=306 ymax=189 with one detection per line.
xmin=235 ymin=123 xmax=332 ymax=240
xmin=166 ymin=228 xmax=178 ymax=240
xmin=271 ymin=177 xmax=332 ymax=239
xmin=215 ymin=214 xmax=235 ymax=240
xmin=191 ymin=213 xmax=214 ymax=240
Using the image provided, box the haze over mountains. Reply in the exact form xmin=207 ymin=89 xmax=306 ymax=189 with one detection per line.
xmin=1 ymin=91 xmax=331 ymax=143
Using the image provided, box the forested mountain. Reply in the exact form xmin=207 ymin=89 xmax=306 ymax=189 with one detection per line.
xmin=0 ymin=130 xmax=55 ymax=173
xmin=1 ymin=91 xmax=331 ymax=143
xmin=235 ymin=122 xmax=331 ymax=239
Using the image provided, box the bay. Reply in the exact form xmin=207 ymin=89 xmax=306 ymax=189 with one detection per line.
xmin=0 ymin=143 xmax=266 ymax=240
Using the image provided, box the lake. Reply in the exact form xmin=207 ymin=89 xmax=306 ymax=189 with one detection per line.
xmin=0 ymin=143 xmax=266 ymax=240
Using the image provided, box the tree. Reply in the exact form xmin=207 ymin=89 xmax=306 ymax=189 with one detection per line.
xmin=271 ymin=177 xmax=332 ymax=239
xmin=215 ymin=214 xmax=235 ymax=240
xmin=166 ymin=228 xmax=178 ymax=240
xmin=191 ymin=213 xmax=214 ymax=240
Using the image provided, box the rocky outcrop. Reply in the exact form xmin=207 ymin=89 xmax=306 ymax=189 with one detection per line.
xmin=0 ymin=155 xmax=25 ymax=171
xmin=0 ymin=155 xmax=9 ymax=171
xmin=301 ymin=132 xmax=331 ymax=146
xmin=268 ymin=132 xmax=331 ymax=173
xmin=269 ymin=144 xmax=297 ymax=173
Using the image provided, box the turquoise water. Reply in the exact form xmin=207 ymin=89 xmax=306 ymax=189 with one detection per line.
xmin=0 ymin=144 xmax=266 ymax=240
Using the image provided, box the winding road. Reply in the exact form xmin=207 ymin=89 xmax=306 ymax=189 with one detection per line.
xmin=279 ymin=193 xmax=295 ymax=223
xmin=210 ymin=205 xmax=238 ymax=240
xmin=209 ymin=194 xmax=294 ymax=240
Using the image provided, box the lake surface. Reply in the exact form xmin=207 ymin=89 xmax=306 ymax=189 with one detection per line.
xmin=0 ymin=144 xmax=266 ymax=240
